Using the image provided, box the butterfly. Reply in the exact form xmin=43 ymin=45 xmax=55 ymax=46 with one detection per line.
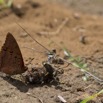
xmin=0 ymin=32 xmax=27 ymax=75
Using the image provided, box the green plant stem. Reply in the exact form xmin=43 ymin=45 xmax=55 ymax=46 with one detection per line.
xmin=59 ymin=57 xmax=103 ymax=83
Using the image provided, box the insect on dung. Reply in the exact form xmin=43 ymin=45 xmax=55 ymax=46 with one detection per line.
xmin=15 ymin=23 xmax=68 ymax=84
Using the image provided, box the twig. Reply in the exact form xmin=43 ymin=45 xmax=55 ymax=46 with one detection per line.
xmin=23 ymin=46 xmax=45 ymax=54
xmin=37 ymin=18 xmax=69 ymax=36
xmin=84 ymin=84 xmax=92 ymax=90
xmin=82 ymin=69 xmax=103 ymax=83
xmin=58 ymin=95 xmax=67 ymax=103
xmin=27 ymin=93 xmax=44 ymax=103
xmin=25 ymin=58 xmax=34 ymax=66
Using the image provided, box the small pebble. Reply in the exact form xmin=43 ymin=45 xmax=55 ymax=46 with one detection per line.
xmin=79 ymin=35 xmax=86 ymax=44
xmin=73 ymin=13 xmax=81 ymax=19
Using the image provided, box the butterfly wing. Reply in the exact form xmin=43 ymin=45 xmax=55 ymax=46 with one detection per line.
xmin=0 ymin=32 xmax=27 ymax=75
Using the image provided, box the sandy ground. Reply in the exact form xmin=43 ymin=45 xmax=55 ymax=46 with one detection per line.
xmin=0 ymin=0 xmax=103 ymax=103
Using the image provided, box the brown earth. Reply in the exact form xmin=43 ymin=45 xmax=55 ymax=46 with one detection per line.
xmin=0 ymin=0 xmax=103 ymax=103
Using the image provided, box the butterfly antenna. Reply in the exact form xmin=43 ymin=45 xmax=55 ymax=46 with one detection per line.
xmin=23 ymin=46 xmax=46 ymax=54
xmin=16 ymin=22 xmax=50 ymax=53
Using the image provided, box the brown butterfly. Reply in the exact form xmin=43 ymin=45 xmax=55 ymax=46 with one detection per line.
xmin=0 ymin=32 xmax=27 ymax=75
